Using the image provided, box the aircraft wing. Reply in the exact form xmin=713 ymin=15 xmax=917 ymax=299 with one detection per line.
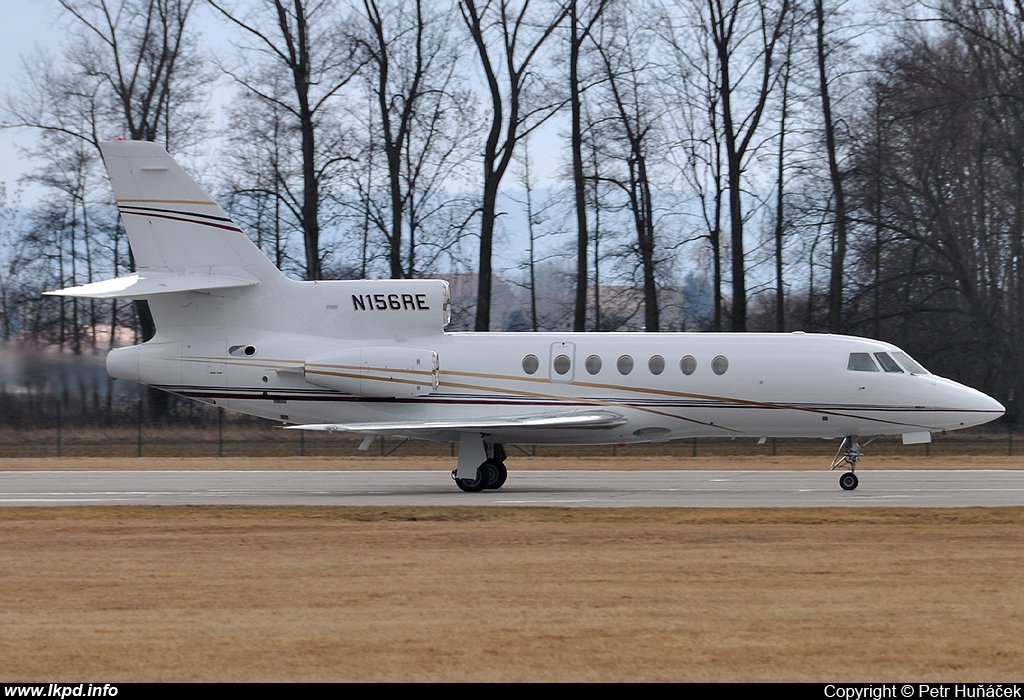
xmin=285 ymin=409 xmax=627 ymax=436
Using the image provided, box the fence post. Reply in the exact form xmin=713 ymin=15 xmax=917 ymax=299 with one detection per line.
xmin=136 ymin=393 xmax=143 ymax=458
xmin=1008 ymin=389 xmax=1016 ymax=456
xmin=55 ymin=400 xmax=62 ymax=458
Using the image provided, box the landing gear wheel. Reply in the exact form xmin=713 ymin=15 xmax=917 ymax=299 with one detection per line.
xmin=453 ymin=468 xmax=487 ymax=492
xmin=483 ymin=459 xmax=507 ymax=490
xmin=839 ymin=472 xmax=859 ymax=491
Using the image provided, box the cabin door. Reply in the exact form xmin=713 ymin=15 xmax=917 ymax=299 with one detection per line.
xmin=548 ymin=341 xmax=576 ymax=383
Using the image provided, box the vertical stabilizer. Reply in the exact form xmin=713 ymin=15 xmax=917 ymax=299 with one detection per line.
xmin=99 ymin=140 xmax=285 ymax=286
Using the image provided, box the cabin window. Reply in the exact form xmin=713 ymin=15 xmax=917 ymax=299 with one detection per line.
xmin=617 ymin=355 xmax=634 ymax=375
xmin=553 ymin=354 xmax=572 ymax=375
xmin=585 ymin=355 xmax=602 ymax=375
xmin=874 ymin=352 xmax=903 ymax=373
xmin=648 ymin=355 xmax=665 ymax=375
xmin=847 ymin=353 xmax=879 ymax=372
xmin=680 ymin=355 xmax=697 ymax=375
xmin=522 ymin=354 xmax=540 ymax=375
xmin=892 ymin=351 xmax=929 ymax=375
xmin=712 ymin=355 xmax=729 ymax=375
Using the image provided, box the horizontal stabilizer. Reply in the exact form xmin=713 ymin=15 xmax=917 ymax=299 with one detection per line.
xmin=44 ymin=271 xmax=258 ymax=299
xmin=285 ymin=410 xmax=627 ymax=435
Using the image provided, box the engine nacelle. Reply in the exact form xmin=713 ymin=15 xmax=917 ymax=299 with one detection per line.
xmin=304 ymin=347 xmax=439 ymax=398
xmin=106 ymin=340 xmax=184 ymax=387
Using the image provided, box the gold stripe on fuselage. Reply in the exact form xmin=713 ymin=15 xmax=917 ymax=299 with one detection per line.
xmin=176 ymin=355 xmax=932 ymax=431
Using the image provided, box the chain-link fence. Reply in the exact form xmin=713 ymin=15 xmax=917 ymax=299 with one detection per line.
xmin=0 ymin=407 xmax=1017 ymax=459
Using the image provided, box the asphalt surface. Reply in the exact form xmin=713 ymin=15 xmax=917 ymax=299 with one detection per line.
xmin=1 ymin=469 xmax=1023 ymax=507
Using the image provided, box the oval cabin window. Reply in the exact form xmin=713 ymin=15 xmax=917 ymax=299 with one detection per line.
xmin=522 ymin=354 xmax=540 ymax=375
xmin=553 ymin=354 xmax=571 ymax=375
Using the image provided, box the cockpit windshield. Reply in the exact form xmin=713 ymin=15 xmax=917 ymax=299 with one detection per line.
xmin=847 ymin=350 xmax=930 ymax=375
xmin=874 ymin=352 xmax=903 ymax=373
xmin=891 ymin=351 xmax=929 ymax=375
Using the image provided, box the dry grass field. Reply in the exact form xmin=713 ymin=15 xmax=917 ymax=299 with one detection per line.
xmin=1 ymin=453 xmax=1024 ymax=682
xmin=0 ymin=506 xmax=1021 ymax=683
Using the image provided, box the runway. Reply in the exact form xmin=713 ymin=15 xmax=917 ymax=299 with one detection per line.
xmin=1 ymin=469 xmax=1023 ymax=507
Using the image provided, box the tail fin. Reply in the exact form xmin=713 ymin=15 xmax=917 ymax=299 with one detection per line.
xmin=99 ymin=139 xmax=286 ymax=283
xmin=47 ymin=140 xmax=287 ymax=301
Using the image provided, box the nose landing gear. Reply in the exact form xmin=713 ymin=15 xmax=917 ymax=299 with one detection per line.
xmin=831 ymin=435 xmax=868 ymax=491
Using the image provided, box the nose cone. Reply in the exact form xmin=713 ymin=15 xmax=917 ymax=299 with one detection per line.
xmin=934 ymin=378 xmax=1005 ymax=430
xmin=980 ymin=391 xmax=1006 ymax=416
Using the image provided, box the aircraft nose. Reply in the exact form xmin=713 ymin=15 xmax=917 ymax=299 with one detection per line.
xmin=982 ymin=392 xmax=1006 ymax=415
xmin=964 ymin=384 xmax=1005 ymax=414
xmin=942 ymin=380 xmax=1005 ymax=428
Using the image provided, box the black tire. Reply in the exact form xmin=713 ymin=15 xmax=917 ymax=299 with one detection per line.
xmin=839 ymin=472 xmax=859 ymax=491
xmin=454 ymin=467 xmax=487 ymax=492
xmin=483 ymin=460 xmax=507 ymax=490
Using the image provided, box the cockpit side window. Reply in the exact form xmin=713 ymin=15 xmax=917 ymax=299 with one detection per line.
xmin=847 ymin=353 xmax=879 ymax=372
xmin=892 ymin=351 xmax=929 ymax=375
xmin=874 ymin=352 xmax=903 ymax=373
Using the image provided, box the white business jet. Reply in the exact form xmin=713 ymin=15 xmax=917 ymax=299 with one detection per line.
xmin=47 ymin=141 xmax=1005 ymax=491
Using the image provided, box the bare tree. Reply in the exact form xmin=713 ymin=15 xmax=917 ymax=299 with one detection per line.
xmin=568 ymin=0 xmax=610 ymax=330
xmin=459 ymin=0 xmax=569 ymax=331
xmin=661 ymin=2 xmax=727 ymax=331
xmin=3 ymin=0 xmax=210 ymax=366
xmin=769 ymin=1 xmax=805 ymax=332
xmin=222 ymin=74 xmax=303 ymax=277
xmin=590 ymin=3 xmax=664 ymax=331
xmin=682 ymin=0 xmax=791 ymax=331
xmin=209 ymin=0 xmax=365 ymax=281
xmin=845 ymin=3 xmax=1024 ymax=403
xmin=816 ymin=0 xmax=850 ymax=333
xmin=354 ymin=0 xmax=477 ymax=279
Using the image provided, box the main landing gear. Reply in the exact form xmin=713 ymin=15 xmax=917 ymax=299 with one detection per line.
xmin=451 ymin=439 xmax=508 ymax=492
xmin=830 ymin=435 xmax=870 ymax=491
